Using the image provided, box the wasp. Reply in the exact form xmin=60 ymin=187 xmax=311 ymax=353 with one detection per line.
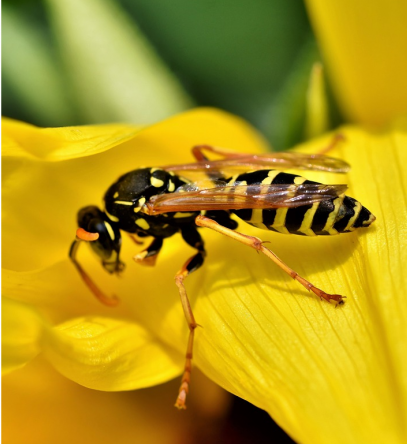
xmin=70 ymin=143 xmax=376 ymax=409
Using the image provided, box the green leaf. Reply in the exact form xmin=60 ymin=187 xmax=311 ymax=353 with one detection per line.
xmin=2 ymin=6 xmax=75 ymax=126
xmin=44 ymin=0 xmax=193 ymax=124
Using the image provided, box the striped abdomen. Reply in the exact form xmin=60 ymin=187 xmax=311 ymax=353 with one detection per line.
xmin=228 ymin=170 xmax=375 ymax=236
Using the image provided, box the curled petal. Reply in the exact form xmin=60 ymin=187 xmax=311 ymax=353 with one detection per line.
xmin=2 ymin=297 xmax=44 ymax=373
xmin=42 ymin=316 xmax=183 ymax=391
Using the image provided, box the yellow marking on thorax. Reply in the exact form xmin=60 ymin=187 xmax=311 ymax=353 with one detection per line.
xmin=105 ymin=209 xmax=119 ymax=222
xmin=344 ymin=201 xmax=362 ymax=232
xmin=134 ymin=197 xmax=146 ymax=213
xmin=113 ymin=191 xmax=119 ymax=198
xmin=323 ymin=195 xmax=344 ymax=235
xmin=104 ymin=222 xmax=115 ymax=240
xmin=168 ymin=180 xmax=175 ymax=192
xmin=135 ymin=218 xmax=150 ymax=230
xmin=151 ymin=177 xmax=164 ymax=187
xmin=114 ymin=200 xmax=133 ymax=206
xmin=297 ymin=202 xmax=319 ymax=236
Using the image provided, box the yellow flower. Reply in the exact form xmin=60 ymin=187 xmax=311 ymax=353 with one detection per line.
xmin=3 ymin=108 xmax=407 ymax=443
xmin=305 ymin=0 xmax=407 ymax=127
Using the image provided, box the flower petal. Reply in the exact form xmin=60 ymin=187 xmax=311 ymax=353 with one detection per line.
xmin=180 ymin=128 xmax=407 ymax=443
xmin=2 ymin=297 xmax=44 ymax=373
xmin=2 ymin=117 xmax=140 ymax=160
xmin=2 ymin=357 xmax=215 ymax=444
xmin=305 ymin=0 xmax=407 ymax=126
xmin=42 ymin=316 xmax=183 ymax=391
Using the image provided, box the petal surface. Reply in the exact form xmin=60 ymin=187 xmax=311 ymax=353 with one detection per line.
xmin=181 ymin=128 xmax=407 ymax=443
xmin=2 ymin=298 xmax=44 ymax=373
xmin=2 ymin=118 xmax=140 ymax=160
xmin=305 ymin=1 xmax=407 ymax=126
xmin=42 ymin=316 xmax=182 ymax=390
xmin=2 ymin=358 xmax=216 ymax=444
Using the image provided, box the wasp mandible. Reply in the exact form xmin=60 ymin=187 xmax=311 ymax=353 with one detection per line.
xmin=70 ymin=143 xmax=376 ymax=409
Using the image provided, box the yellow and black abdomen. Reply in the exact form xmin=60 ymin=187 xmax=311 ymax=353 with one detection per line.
xmin=229 ymin=170 xmax=375 ymax=236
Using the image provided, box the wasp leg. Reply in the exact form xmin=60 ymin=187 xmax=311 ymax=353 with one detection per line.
xmin=127 ymin=233 xmax=144 ymax=245
xmin=133 ymin=237 xmax=163 ymax=266
xmin=174 ymin=227 xmax=206 ymax=409
xmin=69 ymin=239 xmax=119 ymax=306
xmin=195 ymin=215 xmax=344 ymax=306
xmin=192 ymin=134 xmax=345 ymax=159
xmin=317 ymin=133 xmax=345 ymax=155
xmin=192 ymin=144 xmax=244 ymax=161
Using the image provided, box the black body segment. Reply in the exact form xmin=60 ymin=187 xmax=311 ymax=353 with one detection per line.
xmin=227 ymin=170 xmax=375 ymax=236
xmin=104 ymin=168 xmax=200 ymax=238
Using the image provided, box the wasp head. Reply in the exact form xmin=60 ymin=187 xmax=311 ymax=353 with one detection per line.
xmin=76 ymin=205 xmax=125 ymax=274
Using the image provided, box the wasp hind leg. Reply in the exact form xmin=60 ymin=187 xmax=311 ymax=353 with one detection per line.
xmin=174 ymin=226 xmax=206 ymax=409
xmin=195 ymin=215 xmax=344 ymax=306
xmin=192 ymin=144 xmax=244 ymax=161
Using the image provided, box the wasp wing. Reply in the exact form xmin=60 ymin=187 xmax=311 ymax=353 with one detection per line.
xmin=145 ymin=183 xmax=348 ymax=215
xmin=163 ymin=152 xmax=350 ymax=176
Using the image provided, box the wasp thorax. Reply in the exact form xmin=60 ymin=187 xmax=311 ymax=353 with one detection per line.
xmin=103 ymin=168 xmax=190 ymax=237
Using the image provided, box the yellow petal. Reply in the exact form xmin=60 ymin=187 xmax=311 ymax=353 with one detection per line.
xmin=305 ymin=1 xmax=407 ymax=126
xmin=2 ymin=297 xmax=44 ymax=373
xmin=2 ymin=117 xmax=140 ymax=161
xmin=41 ymin=316 xmax=182 ymax=390
xmin=304 ymin=62 xmax=329 ymax=138
xmin=2 ymin=260 xmax=134 ymax=322
xmin=2 ymin=358 xmax=218 ymax=444
xmin=181 ymin=128 xmax=406 ymax=443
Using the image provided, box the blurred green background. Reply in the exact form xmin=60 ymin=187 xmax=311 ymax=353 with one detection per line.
xmin=2 ymin=0 xmax=342 ymax=150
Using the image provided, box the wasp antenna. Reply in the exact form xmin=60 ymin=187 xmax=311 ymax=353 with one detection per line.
xmin=69 ymin=240 xmax=119 ymax=307
xmin=76 ymin=227 xmax=99 ymax=241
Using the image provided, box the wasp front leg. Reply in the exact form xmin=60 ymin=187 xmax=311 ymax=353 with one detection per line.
xmin=174 ymin=226 xmax=206 ymax=409
xmin=133 ymin=237 xmax=163 ymax=266
xmin=69 ymin=237 xmax=120 ymax=307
